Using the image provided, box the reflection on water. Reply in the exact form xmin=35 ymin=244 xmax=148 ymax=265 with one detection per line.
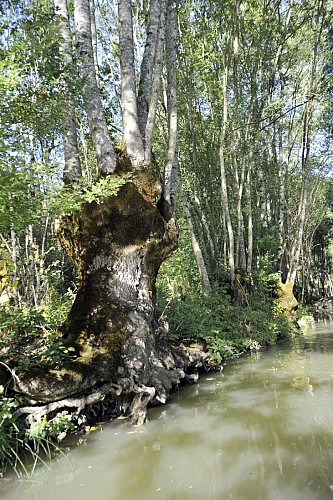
xmin=2 ymin=322 xmax=333 ymax=499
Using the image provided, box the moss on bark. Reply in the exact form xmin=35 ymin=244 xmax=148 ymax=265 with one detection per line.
xmin=275 ymin=281 xmax=298 ymax=317
xmin=11 ymin=157 xmax=187 ymax=424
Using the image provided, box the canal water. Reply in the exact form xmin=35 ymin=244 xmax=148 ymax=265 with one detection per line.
xmin=1 ymin=321 xmax=333 ymax=499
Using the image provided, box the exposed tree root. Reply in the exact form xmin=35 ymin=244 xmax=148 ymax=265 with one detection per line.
xmin=129 ymin=385 xmax=156 ymax=425
xmin=13 ymin=382 xmax=119 ymax=426
xmin=10 ymin=341 xmax=217 ymax=433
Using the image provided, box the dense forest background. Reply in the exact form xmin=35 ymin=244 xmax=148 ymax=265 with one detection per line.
xmin=0 ymin=0 xmax=332 ymax=474
xmin=1 ymin=0 xmax=332 ymax=307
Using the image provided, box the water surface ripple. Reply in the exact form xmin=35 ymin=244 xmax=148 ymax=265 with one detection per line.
xmin=2 ymin=321 xmax=333 ymax=499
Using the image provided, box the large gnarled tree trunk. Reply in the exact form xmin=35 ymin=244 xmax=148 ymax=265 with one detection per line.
xmin=60 ymin=0 xmax=181 ymax=421
xmin=12 ymin=0 xmax=213 ymax=427
xmin=57 ymin=160 xmax=179 ymax=421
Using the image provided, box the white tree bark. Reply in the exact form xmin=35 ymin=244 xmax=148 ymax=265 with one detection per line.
xmin=286 ymin=109 xmax=310 ymax=284
xmin=144 ymin=2 xmax=166 ymax=162
xmin=234 ymin=154 xmax=246 ymax=273
xmin=89 ymin=0 xmax=100 ymax=88
xmin=246 ymin=160 xmax=253 ymax=275
xmin=163 ymin=0 xmax=178 ymax=206
xmin=182 ymin=194 xmax=211 ymax=297
xmin=194 ymin=195 xmax=217 ymax=262
xmin=54 ymin=0 xmax=82 ymax=183
xmin=118 ymin=0 xmax=144 ymax=165
xmin=276 ymin=124 xmax=286 ymax=276
xmin=219 ymin=67 xmax=235 ymax=286
xmin=74 ymin=0 xmax=116 ymax=174
xmin=137 ymin=0 xmax=161 ymax=136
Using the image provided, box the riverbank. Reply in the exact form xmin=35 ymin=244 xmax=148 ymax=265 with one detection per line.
xmin=2 ymin=320 xmax=332 ymax=499
xmin=0 ymin=284 xmax=297 ymax=478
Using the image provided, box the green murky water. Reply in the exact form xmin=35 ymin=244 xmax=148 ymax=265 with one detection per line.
xmin=1 ymin=321 xmax=333 ymax=499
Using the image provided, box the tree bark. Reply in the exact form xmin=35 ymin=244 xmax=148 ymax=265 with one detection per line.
xmin=182 ymin=193 xmax=211 ymax=297
xmin=163 ymin=0 xmax=178 ymax=207
xmin=276 ymin=123 xmax=286 ymax=278
xmin=53 ymin=160 xmax=180 ymax=422
xmin=234 ymin=153 xmax=246 ymax=273
xmin=137 ymin=0 xmax=162 ymax=136
xmin=74 ymin=0 xmax=117 ymax=175
xmin=144 ymin=3 xmax=166 ymax=162
xmin=219 ymin=67 xmax=235 ymax=286
xmin=54 ymin=0 xmax=82 ymax=183
xmin=89 ymin=0 xmax=100 ymax=87
xmin=118 ymin=0 xmax=144 ymax=165
xmin=246 ymin=159 xmax=253 ymax=276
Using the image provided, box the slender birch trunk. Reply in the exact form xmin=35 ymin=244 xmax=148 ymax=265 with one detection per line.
xmin=10 ymin=226 xmax=20 ymax=306
xmin=286 ymin=111 xmax=310 ymax=284
xmin=54 ymin=0 xmax=82 ymax=182
xmin=163 ymin=0 xmax=178 ymax=207
xmin=246 ymin=158 xmax=253 ymax=276
xmin=144 ymin=3 xmax=166 ymax=161
xmin=234 ymin=154 xmax=246 ymax=273
xmin=194 ymin=195 xmax=217 ymax=263
xmin=182 ymin=193 xmax=211 ymax=297
xmin=74 ymin=0 xmax=116 ymax=174
xmin=118 ymin=0 xmax=144 ymax=164
xmin=137 ymin=0 xmax=161 ymax=136
xmin=219 ymin=67 xmax=235 ymax=286
xmin=89 ymin=0 xmax=100 ymax=87
xmin=276 ymin=123 xmax=286 ymax=277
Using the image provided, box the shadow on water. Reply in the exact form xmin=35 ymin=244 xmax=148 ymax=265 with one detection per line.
xmin=2 ymin=321 xmax=333 ymax=499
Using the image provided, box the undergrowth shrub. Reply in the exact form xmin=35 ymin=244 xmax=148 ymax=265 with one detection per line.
xmin=0 ymin=289 xmax=76 ymax=370
xmin=159 ymin=286 xmax=291 ymax=363
xmin=0 ymin=361 xmax=75 ymax=478
xmin=0 ymin=289 xmax=74 ymax=339
xmin=157 ymin=229 xmax=292 ymax=364
xmin=0 ymin=386 xmax=74 ymax=477
xmin=0 ymin=384 xmax=23 ymax=477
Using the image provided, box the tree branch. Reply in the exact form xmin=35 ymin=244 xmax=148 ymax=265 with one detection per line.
xmin=74 ymin=0 xmax=116 ymax=175
xmin=118 ymin=0 xmax=144 ymax=165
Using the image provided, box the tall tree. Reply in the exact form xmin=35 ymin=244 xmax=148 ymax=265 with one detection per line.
xmin=14 ymin=0 xmax=183 ymax=424
xmin=54 ymin=0 xmax=82 ymax=182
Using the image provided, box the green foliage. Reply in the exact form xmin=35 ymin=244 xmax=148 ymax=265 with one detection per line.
xmin=0 ymin=306 xmax=45 ymax=337
xmin=0 ymin=380 xmax=73 ymax=477
xmin=296 ymin=304 xmax=312 ymax=319
xmin=295 ymin=304 xmax=315 ymax=327
xmin=253 ymin=268 xmax=280 ymax=297
xmin=0 ymin=384 xmax=25 ymax=477
xmin=38 ymin=342 xmax=76 ymax=365
xmin=0 ymin=288 xmax=74 ymax=337
xmin=0 ymin=166 xmax=45 ymax=233
xmin=41 ymin=289 xmax=76 ymax=326
xmin=157 ymin=216 xmax=202 ymax=301
xmin=53 ymin=174 xmax=132 ymax=216
xmin=0 ymin=292 xmax=76 ymax=370
xmin=28 ymin=411 xmax=74 ymax=446
xmin=160 ymin=285 xmax=291 ymax=364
